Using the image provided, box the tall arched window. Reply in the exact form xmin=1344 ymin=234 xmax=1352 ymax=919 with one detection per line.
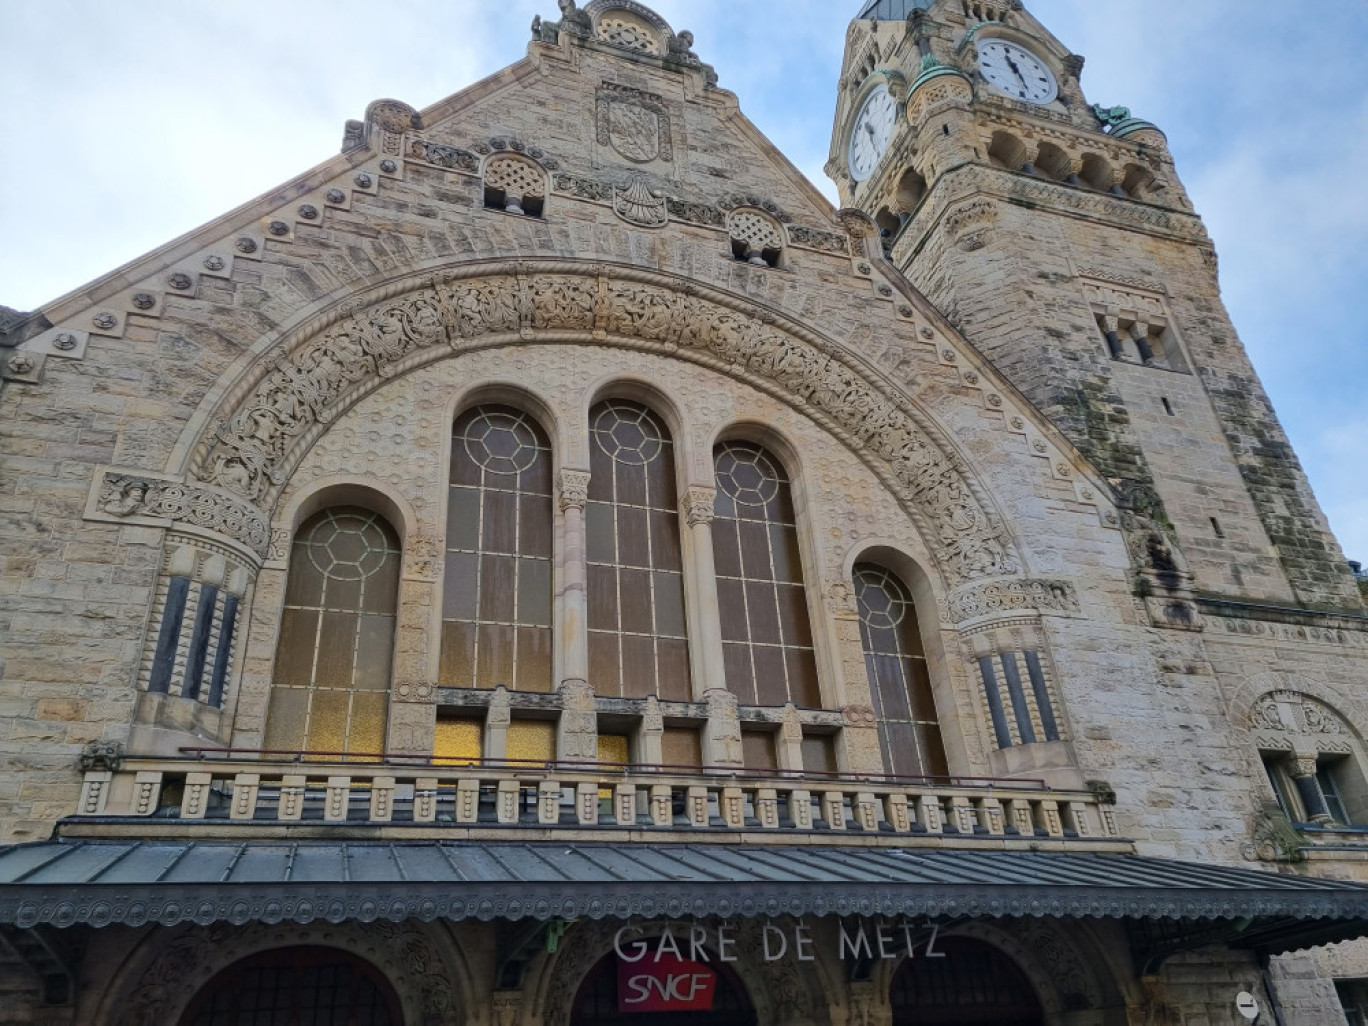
xmin=440 ymin=405 xmax=554 ymax=692
xmin=854 ymin=563 xmax=948 ymax=779
xmin=586 ymin=400 xmax=690 ymax=699
xmin=711 ymin=441 xmax=819 ymax=707
xmin=265 ymin=507 xmax=400 ymax=757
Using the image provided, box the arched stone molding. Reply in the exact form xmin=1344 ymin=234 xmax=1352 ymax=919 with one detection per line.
xmin=272 ymin=476 xmax=421 ymax=562
xmin=183 ymin=260 xmax=1022 ymax=587
xmin=444 ymin=379 xmax=573 ymax=470
xmin=529 ymin=917 xmax=836 ymax=1026
xmin=87 ymin=920 xmax=470 ymax=1026
xmin=1228 ymin=672 xmax=1368 ymax=740
xmin=584 ymin=373 xmax=698 ymax=486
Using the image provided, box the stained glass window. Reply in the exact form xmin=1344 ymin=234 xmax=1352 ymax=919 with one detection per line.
xmin=854 ymin=563 xmax=948 ymax=779
xmin=586 ymin=400 xmax=690 ymax=700
xmin=711 ymin=441 xmax=820 ymax=707
xmin=265 ymin=508 xmax=400 ymax=759
xmin=441 ymin=405 xmax=554 ymax=692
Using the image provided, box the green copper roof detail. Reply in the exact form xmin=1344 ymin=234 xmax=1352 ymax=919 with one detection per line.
xmin=857 ymin=0 xmax=934 ymax=20
xmin=1110 ymin=118 xmax=1166 ymax=141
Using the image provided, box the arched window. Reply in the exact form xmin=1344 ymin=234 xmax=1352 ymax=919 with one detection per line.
xmin=586 ymin=400 xmax=690 ymax=700
xmin=179 ymin=947 xmax=401 ymax=1026
xmin=712 ymin=441 xmax=819 ymax=707
xmin=440 ymin=404 xmax=554 ymax=692
xmin=854 ymin=563 xmax=948 ymax=779
xmin=265 ymin=507 xmax=400 ymax=758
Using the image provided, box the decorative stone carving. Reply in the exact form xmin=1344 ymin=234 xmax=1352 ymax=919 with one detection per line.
xmin=93 ymin=471 xmax=271 ymax=558
xmin=681 ymin=486 xmax=716 ymax=527
xmin=167 ymin=272 xmax=193 ymax=290
xmin=193 ymin=267 xmax=1020 ymax=582
xmin=837 ymin=208 xmax=878 ymax=238
xmin=612 ymin=175 xmax=668 ymax=227
xmin=78 ymin=740 xmax=125 ymax=773
xmin=554 ymin=172 xmax=613 ymax=202
xmin=394 ymin=680 xmax=436 ymax=703
xmin=53 ymin=331 xmax=79 ymax=350
xmin=596 ymin=83 xmax=673 ymax=164
xmin=665 ymin=196 xmax=724 ymax=227
xmin=1243 ymin=801 xmax=1307 ymax=863
xmin=944 ymin=199 xmax=998 ymax=252
xmin=403 ymin=534 xmax=444 ymax=581
xmin=787 ymin=224 xmax=849 ymax=254
xmin=947 ymin=578 xmax=1080 ymax=622
xmin=203 ymin=255 xmax=226 ymax=271
xmin=365 ymin=99 xmax=420 ymax=134
xmin=556 ymin=0 xmax=593 ymax=37
xmin=728 ymin=210 xmax=784 ymax=263
xmin=131 ymin=292 xmax=156 ymax=310
xmin=91 ymin=311 xmax=118 ymax=331
xmin=409 ymin=139 xmax=480 ymax=173
xmin=485 ymin=156 xmax=546 ymax=200
xmin=597 ymin=13 xmax=661 ymax=54
xmin=558 ymin=470 xmax=591 ymax=512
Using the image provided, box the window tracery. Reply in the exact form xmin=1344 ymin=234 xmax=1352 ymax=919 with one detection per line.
xmin=586 ymin=400 xmax=691 ymax=700
xmin=854 ymin=563 xmax=949 ymax=779
xmin=264 ymin=507 xmax=400 ymax=757
xmin=484 ymin=156 xmax=546 ymax=216
xmin=727 ymin=210 xmax=784 ymax=267
xmin=711 ymin=441 xmax=819 ymax=707
xmin=440 ymin=405 xmax=554 ymax=692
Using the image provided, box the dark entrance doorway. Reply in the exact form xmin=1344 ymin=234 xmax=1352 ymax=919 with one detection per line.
xmin=571 ymin=951 xmax=757 ymax=1026
xmin=178 ymin=946 xmax=402 ymax=1026
xmin=891 ymin=937 xmax=1045 ymax=1026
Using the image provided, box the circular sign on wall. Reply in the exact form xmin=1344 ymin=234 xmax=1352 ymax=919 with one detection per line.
xmin=1235 ymin=991 xmax=1260 ymax=1021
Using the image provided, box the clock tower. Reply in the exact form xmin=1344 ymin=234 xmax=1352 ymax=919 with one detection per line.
xmin=828 ymin=0 xmax=1363 ymax=613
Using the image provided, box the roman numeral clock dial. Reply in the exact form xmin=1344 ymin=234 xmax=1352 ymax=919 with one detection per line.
xmin=977 ymin=40 xmax=1058 ymax=105
xmin=847 ymin=84 xmax=897 ymax=183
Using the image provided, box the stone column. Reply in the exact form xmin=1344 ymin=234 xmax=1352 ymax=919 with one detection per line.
xmin=681 ymin=486 xmax=726 ymax=698
xmin=1129 ymin=320 xmax=1157 ymax=364
xmin=556 ymin=470 xmax=592 ymax=688
xmin=1098 ymin=313 xmax=1126 ymax=360
xmin=386 ymin=533 xmax=444 ymax=756
xmin=1292 ymin=754 xmax=1333 ymax=824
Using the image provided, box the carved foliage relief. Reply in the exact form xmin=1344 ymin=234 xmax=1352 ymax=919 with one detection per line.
xmin=193 ymin=268 xmax=1019 ymax=583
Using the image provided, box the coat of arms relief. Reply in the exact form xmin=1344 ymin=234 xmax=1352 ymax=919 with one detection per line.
xmin=596 ymin=83 xmax=673 ymax=165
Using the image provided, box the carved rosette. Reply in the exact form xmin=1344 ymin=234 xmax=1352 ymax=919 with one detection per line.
xmin=191 ymin=266 xmax=1020 ymax=583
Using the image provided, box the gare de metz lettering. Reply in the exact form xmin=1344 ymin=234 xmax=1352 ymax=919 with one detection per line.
xmin=614 ymin=918 xmax=948 ymax=965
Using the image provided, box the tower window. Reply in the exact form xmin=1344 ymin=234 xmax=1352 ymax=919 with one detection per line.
xmin=1161 ymin=397 xmax=1174 ymax=416
xmin=1210 ymin=517 xmax=1225 ymax=539
xmin=483 ymin=156 xmax=547 ymax=217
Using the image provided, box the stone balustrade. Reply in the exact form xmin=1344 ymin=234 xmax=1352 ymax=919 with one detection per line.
xmin=67 ymin=755 xmax=1128 ymax=850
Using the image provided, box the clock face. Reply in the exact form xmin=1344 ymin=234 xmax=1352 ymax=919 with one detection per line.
xmin=848 ymin=84 xmax=897 ymax=183
xmin=977 ymin=40 xmax=1058 ymax=105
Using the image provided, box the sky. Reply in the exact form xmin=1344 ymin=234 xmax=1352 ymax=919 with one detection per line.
xmin=2 ymin=0 xmax=1365 ymax=566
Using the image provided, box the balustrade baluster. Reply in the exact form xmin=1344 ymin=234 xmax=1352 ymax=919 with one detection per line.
xmin=370 ymin=776 xmax=396 ymax=822
xmin=756 ymin=788 xmax=779 ymax=829
xmin=181 ymin=772 xmax=212 ymax=819
xmin=279 ymin=775 xmax=307 ymax=821
xmin=883 ymin=793 xmax=911 ymax=833
xmin=230 ymin=773 xmax=261 ymax=821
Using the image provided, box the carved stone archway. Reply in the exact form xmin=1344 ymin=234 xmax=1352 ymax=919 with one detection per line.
xmin=186 ymin=260 xmax=1021 ymax=586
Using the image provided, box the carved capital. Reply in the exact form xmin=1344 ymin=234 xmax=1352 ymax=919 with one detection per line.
xmin=836 ymin=207 xmax=878 ymax=239
xmin=681 ymin=485 xmax=717 ymax=527
xmin=557 ymin=470 xmax=591 ymax=513
xmin=1291 ymin=755 xmax=1320 ymax=779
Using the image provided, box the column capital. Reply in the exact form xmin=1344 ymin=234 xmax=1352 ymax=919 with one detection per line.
xmin=1291 ymin=754 xmax=1320 ymax=779
xmin=557 ymin=469 xmax=591 ymax=513
xmin=682 ymin=485 xmax=717 ymax=527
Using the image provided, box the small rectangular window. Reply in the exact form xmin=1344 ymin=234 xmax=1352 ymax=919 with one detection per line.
xmin=1161 ymin=397 xmax=1174 ymax=416
xmin=1318 ymin=761 xmax=1351 ymax=825
xmin=1210 ymin=517 xmax=1226 ymax=539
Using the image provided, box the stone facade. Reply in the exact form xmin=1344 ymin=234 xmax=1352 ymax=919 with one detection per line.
xmin=1 ymin=0 xmax=1366 ymax=1024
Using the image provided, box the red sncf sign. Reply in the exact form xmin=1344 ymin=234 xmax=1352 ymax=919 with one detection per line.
xmin=617 ymin=954 xmax=717 ymax=1013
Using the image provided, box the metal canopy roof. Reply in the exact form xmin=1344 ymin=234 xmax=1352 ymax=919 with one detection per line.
xmin=3 ymin=841 xmax=1368 ymax=954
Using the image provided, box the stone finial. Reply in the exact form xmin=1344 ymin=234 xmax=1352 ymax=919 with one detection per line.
xmin=1063 ymin=54 xmax=1085 ymax=81
xmin=557 ymin=0 xmax=593 ymax=36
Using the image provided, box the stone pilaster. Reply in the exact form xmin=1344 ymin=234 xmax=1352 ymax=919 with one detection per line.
xmin=681 ymin=485 xmax=726 ymax=699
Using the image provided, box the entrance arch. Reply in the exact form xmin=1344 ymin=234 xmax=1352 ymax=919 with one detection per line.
xmin=177 ymin=946 xmax=402 ymax=1026
xmin=572 ymin=950 xmax=757 ymax=1026
xmin=890 ymin=937 xmax=1044 ymax=1026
